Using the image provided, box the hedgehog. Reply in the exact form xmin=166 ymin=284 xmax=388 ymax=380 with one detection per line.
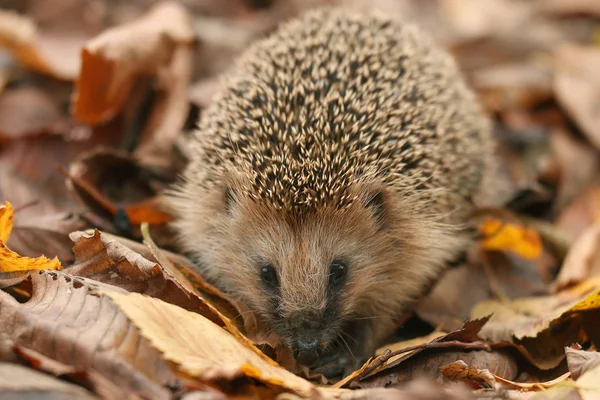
xmin=169 ymin=7 xmax=498 ymax=377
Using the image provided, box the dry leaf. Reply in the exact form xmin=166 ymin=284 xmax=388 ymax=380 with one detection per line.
xmin=103 ymin=291 xmax=322 ymax=398
xmin=338 ymin=317 xmax=491 ymax=388
xmin=67 ymin=229 xmax=240 ymax=330
xmin=0 ymin=200 xmax=13 ymax=242
xmin=440 ymin=360 xmax=496 ymax=389
xmin=574 ymin=362 xmax=600 ymax=400
xmin=0 ymin=363 xmax=96 ymax=399
xmin=0 ymin=200 xmax=61 ymax=272
xmin=479 ymin=218 xmax=543 ymax=260
xmin=471 ymin=279 xmax=600 ymax=369
xmin=0 ymin=87 xmax=68 ymax=141
xmin=0 ymin=271 xmax=175 ymax=399
xmin=554 ymin=45 xmax=600 ymax=151
xmin=553 ymin=225 xmax=600 ymax=292
xmin=566 ymin=347 xmax=600 ymax=380
xmin=65 ymin=148 xmax=174 ymax=226
xmin=0 ymin=9 xmax=83 ymax=80
xmin=73 ymin=1 xmax=194 ymax=125
xmin=441 ymin=360 xmax=570 ymax=392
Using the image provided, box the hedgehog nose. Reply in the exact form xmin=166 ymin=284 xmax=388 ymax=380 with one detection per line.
xmin=293 ymin=338 xmax=319 ymax=366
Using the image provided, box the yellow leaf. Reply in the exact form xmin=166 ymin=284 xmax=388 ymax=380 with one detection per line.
xmin=0 ymin=241 xmax=61 ymax=272
xmin=0 ymin=201 xmax=14 ymax=243
xmin=103 ymin=291 xmax=321 ymax=398
xmin=479 ymin=218 xmax=542 ymax=260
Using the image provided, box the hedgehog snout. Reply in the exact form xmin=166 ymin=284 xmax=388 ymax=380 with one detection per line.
xmin=288 ymin=312 xmax=326 ymax=367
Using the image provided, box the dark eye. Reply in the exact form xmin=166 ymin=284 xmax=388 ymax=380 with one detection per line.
xmin=329 ymin=261 xmax=347 ymax=286
xmin=260 ymin=265 xmax=278 ymax=288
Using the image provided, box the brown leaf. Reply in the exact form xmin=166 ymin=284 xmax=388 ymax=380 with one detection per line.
xmin=73 ymin=1 xmax=194 ymax=125
xmin=471 ymin=279 xmax=600 ymax=369
xmin=132 ymin=39 xmax=193 ymax=168
xmin=440 ymin=360 xmax=496 ymax=389
xmin=65 ymin=148 xmax=174 ymax=226
xmin=441 ymin=360 xmax=570 ymax=392
xmin=337 ymin=317 xmax=491 ymax=388
xmin=0 ymin=87 xmax=68 ymax=141
xmin=0 ymin=270 xmax=175 ymax=399
xmin=553 ymin=225 xmax=600 ymax=292
xmin=556 ymin=186 xmax=600 ymax=240
xmin=8 ymin=211 xmax=85 ymax=264
xmin=0 ymin=363 xmax=96 ymax=399
xmin=67 ymin=230 xmax=237 ymax=330
xmin=566 ymin=347 xmax=600 ymax=380
xmin=554 ymin=44 xmax=600 ymax=151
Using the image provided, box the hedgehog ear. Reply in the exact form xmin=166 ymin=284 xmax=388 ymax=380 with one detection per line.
xmin=365 ymin=190 xmax=387 ymax=227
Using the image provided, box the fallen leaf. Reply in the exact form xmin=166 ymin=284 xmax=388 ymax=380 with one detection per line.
xmin=0 ymin=241 xmax=61 ymax=272
xmin=553 ymin=225 xmax=600 ymax=292
xmin=67 ymin=229 xmax=243 ymax=334
xmin=0 ymin=200 xmax=61 ymax=272
xmin=550 ymin=129 xmax=600 ymax=211
xmin=574 ymin=362 xmax=600 ymax=400
xmin=8 ymin=211 xmax=84 ymax=264
xmin=441 ymin=360 xmax=570 ymax=392
xmin=104 ymin=290 xmax=322 ymax=398
xmin=471 ymin=278 xmax=600 ymax=369
xmin=73 ymin=1 xmax=194 ymax=125
xmin=338 ymin=317 xmax=491 ymax=388
xmin=0 ymin=9 xmax=83 ymax=80
xmin=0 ymin=270 xmax=175 ymax=399
xmin=479 ymin=218 xmax=543 ymax=260
xmin=0 ymin=363 xmax=96 ymax=399
xmin=132 ymin=37 xmax=193 ymax=168
xmin=566 ymin=347 xmax=600 ymax=380
xmin=0 ymin=200 xmax=13 ymax=242
xmin=65 ymin=148 xmax=175 ymax=227
xmin=440 ymin=360 xmax=496 ymax=389
xmin=553 ymin=44 xmax=600 ymax=151
xmin=0 ymin=86 xmax=69 ymax=141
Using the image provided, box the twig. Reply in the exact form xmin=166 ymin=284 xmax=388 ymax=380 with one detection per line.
xmin=360 ymin=340 xmax=491 ymax=379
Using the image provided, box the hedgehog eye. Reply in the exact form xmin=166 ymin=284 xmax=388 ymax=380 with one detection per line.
xmin=329 ymin=261 xmax=347 ymax=286
xmin=260 ymin=265 xmax=278 ymax=288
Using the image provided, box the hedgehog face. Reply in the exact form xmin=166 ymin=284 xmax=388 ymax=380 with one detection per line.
xmin=172 ymin=180 xmax=451 ymax=367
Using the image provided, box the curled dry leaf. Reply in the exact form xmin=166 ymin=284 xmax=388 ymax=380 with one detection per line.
xmin=565 ymin=347 xmax=600 ymax=380
xmin=103 ymin=291 xmax=321 ymax=398
xmin=0 ymin=9 xmax=83 ymax=80
xmin=0 ymin=363 xmax=96 ymax=399
xmin=471 ymin=278 xmax=600 ymax=369
xmin=65 ymin=148 xmax=174 ymax=226
xmin=553 ymin=45 xmax=600 ymax=151
xmin=440 ymin=360 xmax=496 ymax=389
xmin=67 ymin=229 xmax=240 ymax=330
xmin=73 ymin=1 xmax=194 ymax=125
xmin=0 ymin=200 xmax=61 ymax=272
xmin=479 ymin=218 xmax=543 ymax=260
xmin=441 ymin=360 xmax=570 ymax=392
xmin=337 ymin=317 xmax=491 ymax=388
xmin=0 ymin=271 xmax=175 ymax=399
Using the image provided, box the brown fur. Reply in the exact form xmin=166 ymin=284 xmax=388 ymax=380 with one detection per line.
xmin=168 ymin=7 xmax=497 ymax=374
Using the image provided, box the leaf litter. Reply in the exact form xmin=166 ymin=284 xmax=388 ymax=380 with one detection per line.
xmin=2 ymin=0 xmax=600 ymax=399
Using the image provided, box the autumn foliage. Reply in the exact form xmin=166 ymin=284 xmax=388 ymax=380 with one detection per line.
xmin=2 ymin=0 xmax=600 ymax=399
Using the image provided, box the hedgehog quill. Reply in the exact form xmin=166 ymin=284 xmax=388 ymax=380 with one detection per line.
xmin=170 ymin=8 xmax=499 ymax=377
